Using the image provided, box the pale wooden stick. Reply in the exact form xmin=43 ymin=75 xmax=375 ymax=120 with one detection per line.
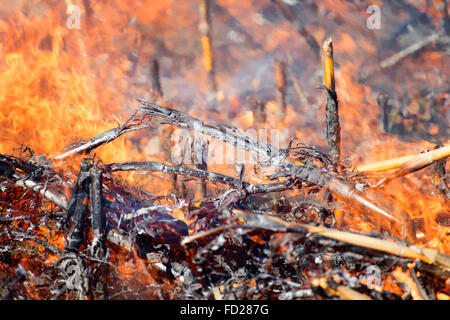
xmin=312 ymin=278 xmax=372 ymax=300
xmin=356 ymin=144 xmax=450 ymax=173
xmin=380 ymin=34 xmax=439 ymax=69
xmin=336 ymin=286 xmax=372 ymax=300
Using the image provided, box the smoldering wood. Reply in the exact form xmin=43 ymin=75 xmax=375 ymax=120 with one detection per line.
xmin=0 ymin=212 xmax=46 ymax=222
xmin=13 ymin=176 xmax=134 ymax=254
xmin=409 ymin=266 xmax=432 ymax=300
xmin=89 ymin=166 xmax=106 ymax=258
xmin=66 ymin=158 xmax=93 ymax=251
xmin=160 ymin=126 xmax=178 ymax=193
xmin=245 ymin=192 xmax=337 ymax=216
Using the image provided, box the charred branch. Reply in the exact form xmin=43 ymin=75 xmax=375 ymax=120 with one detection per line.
xmin=106 ymin=161 xmax=294 ymax=196
xmin=53 ymin=110 xmax=151 ymax=160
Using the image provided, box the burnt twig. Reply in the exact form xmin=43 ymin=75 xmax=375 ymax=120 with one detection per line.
xmin=106 ymin=161 xmax=294 ymax=195
xmin=53 ymin=109 xmax=151 ymax=160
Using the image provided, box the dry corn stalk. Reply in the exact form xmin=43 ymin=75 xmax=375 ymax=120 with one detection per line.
xmin=322 ymin=37 xmax=335 ymax=91
xmin=356 ymin=145 xmax=450 ymax=173
xmin=322 ymin=37 xmax=340 ymax=165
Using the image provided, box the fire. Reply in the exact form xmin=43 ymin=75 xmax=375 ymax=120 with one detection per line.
xmin=0 ymin=0 xmax=448 ymax=299
xmin=0 ymin=4 xmax=142 ymax=165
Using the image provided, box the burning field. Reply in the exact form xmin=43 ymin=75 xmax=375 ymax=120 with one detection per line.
xmin=0 ymin=0 xmax=449 ymax=300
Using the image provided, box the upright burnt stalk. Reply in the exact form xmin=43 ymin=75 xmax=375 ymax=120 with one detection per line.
xmin=322 ymin=37 xmax=341 ymax=167
xmin=89 ymin=166 xmax=106 ymax=258
xmin=249 ymin=98 xmax=266 ymax=127
xmin=66 ymin=159 xmax=106 ymax=257
xmin=434 ymin=0 xmax=450 ymax=34
xmin=198 ymin=0 xmax=217 ymax=98
xmin=150 ymin=58 xmax=164 ymax=99
xmin=275 ymin=59 xmax=287 ymax=121
xmin=192 ymin=138 xmax=209 ymax=198
xmin=149 ymin=58 xmax=178 ymax=194
xmin=377 ymin=93 xmax=392 ymax=133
